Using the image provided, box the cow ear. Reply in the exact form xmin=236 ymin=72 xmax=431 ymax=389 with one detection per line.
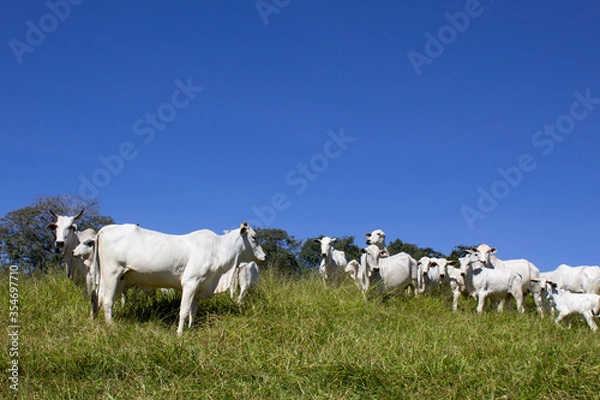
xmin=331 ymin=238 xmax=337 ymax=242
xmin=490 ymin=247 xmax=497 ymax=254
xmin=360 ymin=248 xmax=367 ymax=254
xmin=46 ymin=223 xmax=57 ymax=230
xmin=313 ymin=239 xmax=321 ymax=244
xmin=380 ymin=250 xmax=390 ymax=257
xmin=239 ymin=223 xmax=248 ymax=235
xmin=365 ymin=233 xmax=371 ymax=238
xmin=470 ymin=247 xmax=478 ymax=253
xmin=71 ymin=223 xmax=78 ymax=231
xmin=447 ymin=260 xmax=457 ymax=265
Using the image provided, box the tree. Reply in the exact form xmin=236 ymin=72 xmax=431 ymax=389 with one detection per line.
xmin=387 ymin=238 xmax=445 ymax=261
xmin=0 ymin=194 xmax=114 ymax=273
xmin=255 ymin=228 xmax=303 ymax=277
xmin=447 ymin=245 xmax=475 ymax=261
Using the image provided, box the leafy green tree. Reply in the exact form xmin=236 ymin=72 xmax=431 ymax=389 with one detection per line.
xmin=447 ymin=245 xmax=475 ymax=261
xmin=0 ymin=195 xmax=114 ymax=273
xmin=387 ymin=238 xmax=445 ymax=260
xmin=255 ymin=228 xmax=303 ymax=276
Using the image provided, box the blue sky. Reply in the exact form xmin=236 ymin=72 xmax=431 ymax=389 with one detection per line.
xmin=1 ymin=1 xmax=599 ymax=272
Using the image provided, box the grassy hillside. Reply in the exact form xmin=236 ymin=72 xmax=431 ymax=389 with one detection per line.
xmin=2 ymin=270 xmax=600 ymax=399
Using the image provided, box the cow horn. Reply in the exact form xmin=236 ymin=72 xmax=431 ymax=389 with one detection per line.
xmin=74 ymin=209 xmax=84 ymax=220
xmin=48 ymin=210 xmax=59 ymax=219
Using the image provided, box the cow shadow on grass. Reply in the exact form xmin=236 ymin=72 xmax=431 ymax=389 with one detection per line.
xmin=115 ymin=289 xmax=247 ymax=328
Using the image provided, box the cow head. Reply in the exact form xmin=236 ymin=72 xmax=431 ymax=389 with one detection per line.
xmin=437 ymin=259 xmax=457 ymax=278
xmin=46 ymin=209 xmax=84 ymax=249
xmin=314 ymin=236 xmax=337 ymax=258
xmin=471 ymin=244 xmax=496 ymax=267
xmin=365 ymin=229 xmax=385 ymax=249
xmin=239 ymin=222 xmax=266 ymax=263
xmin=459 ymin=254 xmax=481 ymax=277
xmin=418 ymin=256 xmax=433 ymax=276
xmin=72 ymin=230 xmax=97 ymax=263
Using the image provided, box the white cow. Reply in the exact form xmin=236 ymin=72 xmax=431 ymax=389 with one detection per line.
xmin=46 ymin=209 xmax=89 ymax=293
xmin=314 ymin=237 xmax=348 ymax=286
xmin=436 ymin=258 xmax=467 ymax=311
xmin=541 ymin=264 xmax=600 ymax=294
xmin=532 ymin=278 xmax=600 ymax=331
xmin=416 ymin=257 xmax=442 ymax=294
xmin=365 ymin=229 xmax=387 ymax=251
xmin=230 ymin=261 xmax=259 ymax=304
xmin=348 ymin=244 xmax=418 ymax=299
xmin=460 ymin=255 xmax=524 ymax=314
xmin=471 ymin=244 xmax=543 ymax=316
xmin=93 ymin=222 xmax=265 ymax=335
xmin=71 ymin=228 xmax=98 ymax=296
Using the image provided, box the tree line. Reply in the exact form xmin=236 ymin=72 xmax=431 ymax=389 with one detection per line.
xmin=0 ymin=195 xmax=472 ymax=275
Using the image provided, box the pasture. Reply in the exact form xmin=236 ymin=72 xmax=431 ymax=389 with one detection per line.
xmin=2 ymin=269 xmax=600 ymax=399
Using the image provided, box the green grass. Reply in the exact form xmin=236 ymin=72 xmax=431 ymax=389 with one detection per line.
xmin=2 ymin=270 xmax=600 ymax=399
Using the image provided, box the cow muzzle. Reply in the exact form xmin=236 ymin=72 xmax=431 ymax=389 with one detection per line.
xmin=55 ymin=241 xmax=65 ymax=248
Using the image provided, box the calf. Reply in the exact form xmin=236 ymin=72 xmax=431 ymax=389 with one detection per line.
xmin=229 ymin=261 xmax=259 ymax=304
xmin=436 ymin=258 xmax=466 ymax=311
xmin=314 ymin=237 xmax=348 ymax=286
xmin=460 ymin=255 xmax=524 ymax=314
xmin=533 ymin=278 xmax=600 ymax=331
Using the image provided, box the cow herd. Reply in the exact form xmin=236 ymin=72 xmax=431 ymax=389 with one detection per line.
xmin=46 ymin=211 xmax=600 ymax=334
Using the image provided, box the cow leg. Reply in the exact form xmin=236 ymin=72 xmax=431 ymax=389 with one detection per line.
xmin=476 ymin=292 xmax=486 ymax=313
xmin=452 ymin=289 xmax=460 ymax=312
xmin=583 ymin=311 xmax=598 ymax=331
xmin=178 ymin=281 xmax=200 ymax=335
xmin=555 ymin=312 xmax=567 ymax=328
xmin=497 ymin=298 xmax=505 ymax=313
xmin=99 ymin=275 xmax=121 ymax=324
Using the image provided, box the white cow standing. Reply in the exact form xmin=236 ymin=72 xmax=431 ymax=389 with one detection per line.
xmin=532 ymin=277 xmax=600 ymax=331
xmin=417 ymin=257 xmax=442 ymax=294
xmin=93 ymin=222 xmax=265 ymax=335
xmin=346 ymin=244 xmax=418 ymax=299
xmin=230 ymin=261 xmax=259 ymax=304
xmin=471 ymin=244 xmax=543 ymax=316
xmin=71 ymin=228 xmax=98 ymax=298
xmin=314 ymin=237 xmax=348 ymax=287
xmin=46 ymin=209 xmax=89 ymax=294
xmin=437 ymin=257 xmax=467 ymax=311
xmin=459 ymin=254 xmax=524 ymax=314
xmin=541 ymin=264 xmax=600 ymax=294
